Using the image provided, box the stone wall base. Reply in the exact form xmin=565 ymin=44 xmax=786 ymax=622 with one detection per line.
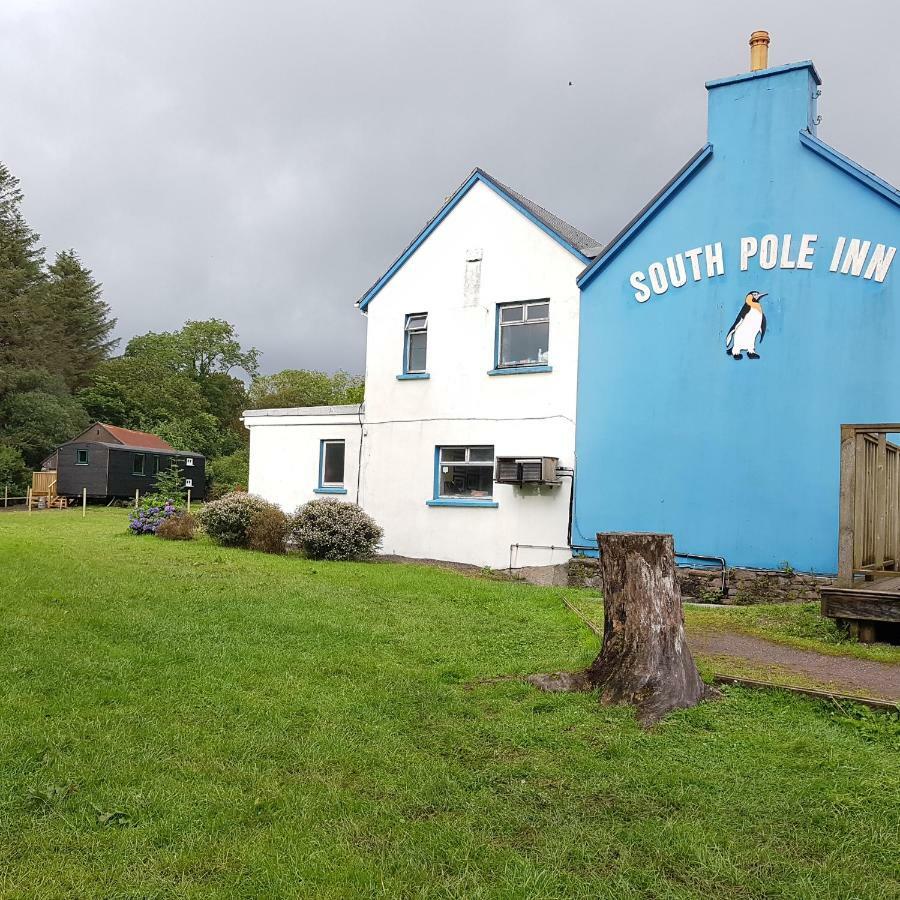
xmin=567 ymin=557 xmax=834 ymax=604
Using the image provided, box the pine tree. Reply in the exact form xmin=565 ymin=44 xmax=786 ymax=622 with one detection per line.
xmin=0 ymin=163 xmax=48 ymax=374
xmin=44 ymin=250 xmax=118 ymax=389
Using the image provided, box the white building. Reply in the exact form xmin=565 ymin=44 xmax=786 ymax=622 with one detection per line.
xmin=245 ymin=169 xmax=599 ymax=569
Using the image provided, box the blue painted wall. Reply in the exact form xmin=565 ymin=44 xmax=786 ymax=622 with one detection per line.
xmin=574 ymin=62 xmax=900 ymax=573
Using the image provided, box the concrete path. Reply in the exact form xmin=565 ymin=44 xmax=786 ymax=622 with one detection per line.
xmin=689 ymin=629 xmax=900 ymax=701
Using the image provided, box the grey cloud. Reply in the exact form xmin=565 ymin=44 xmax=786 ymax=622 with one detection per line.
xmin=1 ymin=0 xmax=896 ymax=374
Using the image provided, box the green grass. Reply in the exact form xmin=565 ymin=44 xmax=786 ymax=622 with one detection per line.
xmin=1 ymin=510 xmax=898 ymax=898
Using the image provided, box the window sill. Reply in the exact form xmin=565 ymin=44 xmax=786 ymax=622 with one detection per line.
xmin=396 ymin=373 xmax=430 ymax=380
xmin=314 ymin=487 xmax=348 ymax=494
xmin=426 ymin=498 xmax=498 ymax=508
xmin=487 ymin=365 xmax=553 ymax=376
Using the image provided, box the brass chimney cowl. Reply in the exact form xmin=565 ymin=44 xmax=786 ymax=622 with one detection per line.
xmin=750 ymin=30 xmax=770 ymax=71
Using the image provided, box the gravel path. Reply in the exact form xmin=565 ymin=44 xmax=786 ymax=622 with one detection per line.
xmin=689 ymin=629 xmax=900 ymax=701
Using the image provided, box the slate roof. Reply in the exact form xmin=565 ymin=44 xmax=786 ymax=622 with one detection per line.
xmin=479 ymin=169 xmax=601 ymax=257
xmin=357 ymin=167 xmax=601 ymax=309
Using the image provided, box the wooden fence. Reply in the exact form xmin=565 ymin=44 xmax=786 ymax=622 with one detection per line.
xmin=838 ymin=425 xmax=900 ymax=584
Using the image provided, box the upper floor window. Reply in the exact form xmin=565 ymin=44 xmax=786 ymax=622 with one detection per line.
xmin=132 ymin=453 xmax=145 ymax=476
xmin=75 ymin=449 xmax=89 ymax=466
xmin=497 ymin=300 xmax=549 ymax=368
xmin=185 ymin=457 xmax=194 ymax=467
xmin=437 ymin=446 xmax=494 ymax=499
xmin=320 ymin=440 xmax=346 ymax=487
xmin=404 ymin=313 xmax=428 ymax=374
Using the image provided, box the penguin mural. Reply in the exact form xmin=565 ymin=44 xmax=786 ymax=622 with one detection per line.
xmin=725 ymin=291 xmax=767 ymax=359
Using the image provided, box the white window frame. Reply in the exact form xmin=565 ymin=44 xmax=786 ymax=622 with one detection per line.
xmin=404 ymin=313 xmax=428 ymax=374
xmin=437 ymin=446 xmax=494 ymax=499
xmin=185 ymin=457 xmax=194 ymax=467
xmin=320 ymin=439 xmax=346 ymax=488
xmin=497 ymin=299 xmax=550 ymax=368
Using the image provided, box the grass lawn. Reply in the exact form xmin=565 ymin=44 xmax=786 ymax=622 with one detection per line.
xmin=1 ymin=509 xmax=898 ymax=898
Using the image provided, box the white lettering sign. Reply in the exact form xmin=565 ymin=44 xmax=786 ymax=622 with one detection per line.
xmin=629 ymin=233 xmax=896 ymax=302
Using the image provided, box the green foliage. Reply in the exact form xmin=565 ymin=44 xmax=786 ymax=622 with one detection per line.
xmin=207 ymin=447 xmax=249 ymax=498
xmin=247 ymin=368 xmax=363 ymax=409
xmin=290 ymin=498 xmax=383 ymax=561
xmin=0 ymin=162 xmax=115 ymax=468
xmin=198 ymin=492 xmax=272 ymax=547
xmin=0 ymin=372 xmax=89 ymax=467
xmin=0 ymin=443 xmax=28 ymax=492
xmin=1 ymin=509 xmax=899 ymax=898
xmin=150 ymin=460 xmax=188 ymax=505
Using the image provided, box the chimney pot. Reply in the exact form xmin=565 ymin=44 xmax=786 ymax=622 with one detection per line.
xmin=749 ymin=30 xmax=770 ymax=71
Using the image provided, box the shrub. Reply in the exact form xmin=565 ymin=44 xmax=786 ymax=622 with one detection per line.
xmin=207 ymin=448 xmax=249 ymax=500
xmin=247 ymin=505 xmax=289 ymax=554
xmin=128 ymin=499 xmax=178 ymax=535
xmin=290 ymin=499 xmax=383 ymax=561
xmin=156 ymin=512 xmax=197 ymax=541
xmin=198 ymin=491 xmax=273 ymax=547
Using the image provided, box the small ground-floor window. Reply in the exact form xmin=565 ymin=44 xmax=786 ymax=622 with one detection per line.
xmin=76 ymin=449 xmax=89 ymax=465
xmin=320 ymin=440 xmax=346 ymax=487
xmin=132 ymin=453 xmax=145 ymax=476
xmin=437 ymin=446 xmax=494 ymax=498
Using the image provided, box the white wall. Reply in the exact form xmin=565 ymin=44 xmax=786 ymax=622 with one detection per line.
xmin=247 ymin=409 xmax=361 ymax=513
xmin=360 ymin=179 xmax=583 ymax=568
xmin=246 ymin=178 xmax=586 ymax=569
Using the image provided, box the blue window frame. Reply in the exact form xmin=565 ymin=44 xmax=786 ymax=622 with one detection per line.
xmin=402 ymin=313 xmax=428 ymax=376
xmin=314 ymin=439 xmax=348 ymax=494
xmin=427 ymin=445 xmax=498 ymax=508
xmin=491 ymin=300 xmax=552 ymax=374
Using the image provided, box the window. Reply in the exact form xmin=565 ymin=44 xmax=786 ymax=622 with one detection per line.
xmin=404 ymin=313 xmax=428 ymax=373
xmin=320 ymin=440 xmax=346 ymax=487
xmin=185 ymin=457 xmax=194 ymax=467
xmin=497 ymin=300 xmax=550 ymax=368
xmin=184 ymin=478 xmax=193 ymax=489
xmin=75 ymin=449 xmax=89 ymax=466
xmin=437 ymin=446 xmax=494 ymax=499
xmin=132 ymin=453 xmax=145 ymax=476
xmin=152 ymin=456 xmax=160 ymax=475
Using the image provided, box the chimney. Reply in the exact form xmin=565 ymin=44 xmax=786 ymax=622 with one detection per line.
xmin=749 ymin=30 xmax=770 ymax=71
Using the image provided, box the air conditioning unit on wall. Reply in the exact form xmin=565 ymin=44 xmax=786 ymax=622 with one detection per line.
xmin=495 ymin=456 xmax=560 ymax=486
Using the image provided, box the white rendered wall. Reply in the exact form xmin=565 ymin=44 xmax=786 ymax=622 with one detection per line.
xmin=247 ymin=412 xmax=361 ymax=513
xmin=360 ymin=180 xmax=583 ymax=568
xmin=246 ymin=179 xmax=585 ymax=568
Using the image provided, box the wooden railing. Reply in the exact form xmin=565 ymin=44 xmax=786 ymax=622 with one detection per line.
xmin=838 ymin=425 xmax=900 ymax=585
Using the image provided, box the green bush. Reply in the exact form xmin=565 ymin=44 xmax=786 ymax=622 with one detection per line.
xmin=207 ymin=448 xmax=249 ymax=500
xmin=156 ymin=512 xmax=197 ymax=541
xmin=247 ymin=505 xmax=289 ymax=554
xmin=0 ymin=444 xmax=29 ymax=494
xmin=198 ymin=492 xmax=273 ymax=547
xmin=290 ymin=499 xmax=383 ymax=561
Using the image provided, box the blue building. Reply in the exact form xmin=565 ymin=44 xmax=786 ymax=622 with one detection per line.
xmin=574 ymin=43 xmax=899 ymax=574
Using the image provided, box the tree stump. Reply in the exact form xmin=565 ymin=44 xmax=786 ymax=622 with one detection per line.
xmin=589 ymin=532 xmax=713 ymax=724
xmin=528 ymin=532 xmax=715 ymax=725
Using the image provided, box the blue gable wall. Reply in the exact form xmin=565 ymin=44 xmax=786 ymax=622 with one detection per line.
xmin=574 ymin=62 xmax=900 ymax=574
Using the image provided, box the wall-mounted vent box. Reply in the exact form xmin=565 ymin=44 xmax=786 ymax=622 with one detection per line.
xmin=495 ymin=456 xmax=560 ymax=486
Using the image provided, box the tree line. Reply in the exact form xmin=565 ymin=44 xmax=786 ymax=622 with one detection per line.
xmin=0 ymin=162 xmax=362 ymax=495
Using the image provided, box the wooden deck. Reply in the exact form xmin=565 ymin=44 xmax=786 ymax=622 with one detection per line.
xmin=821 ymin=575 xmax=900 ymax=642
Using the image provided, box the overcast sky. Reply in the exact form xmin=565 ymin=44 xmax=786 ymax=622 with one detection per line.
xmin=2 ymin=1 xmax=898 ymax=376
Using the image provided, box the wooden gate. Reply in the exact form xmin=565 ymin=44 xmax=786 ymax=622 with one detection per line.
xmin=838 ymin=424 xmax=900 ymax=585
